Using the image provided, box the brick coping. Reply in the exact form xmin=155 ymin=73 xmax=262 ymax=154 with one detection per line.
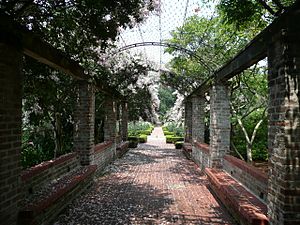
xmin=94 ymin=141 xmax=113 ymax=154
xmin=23 ymin=165 xmax=97 ymax=213
xmin=116 ymin=141 xmax=129 ymax=150
xmin=205 ymin=168 xmax=269 ymax=225
xmin=21 ymin=152 xmax=77 ymax=182
xmin=224 ymin=155 xmax=268 ymax=183
xmin=194 ymin=141 xmax=209 ymax=154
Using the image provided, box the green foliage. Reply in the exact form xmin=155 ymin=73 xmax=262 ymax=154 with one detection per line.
xmin=217 ymin=0 xmax=266 ymax=30
xmin=166 ymin=135 xmax=184 ymax=144
xmin=1 ymin=0 xmax=155 ymax=60
xmin=164 ymin=15 xmax=255 ymax=94
xmin=158 ymin=85 xmax=176 ymax=120
xmin=128 ymin=136 xmax=139 ymax=148
xmin=138 ymin=134 xmax=147 ymax=143
xmin=127 ymin=87 xmax=155 ymax=122
xmin=232 ymin=110 xmax=268 ymax=161
xmin=128 ymin=121 xmax=153 ymax=135
xmin=230 ymin=66 xmax=268 ymax=162
xmin=21 ymin=57 xmax=75 ymax=168
xmin=163 ymin=122 xmax=184 ymax=137
xmin=163 ymin=131 xmax=175 ymax=136
xmin=175 ymin=141 xmax=184 ymax=149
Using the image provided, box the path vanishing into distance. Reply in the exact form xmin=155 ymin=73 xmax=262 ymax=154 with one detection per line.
xmin=53 ymin=127 xmax=236 ymax=225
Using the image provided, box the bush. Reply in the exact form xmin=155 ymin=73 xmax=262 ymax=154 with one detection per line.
xmin=166 ymin=135 xmax=184 ymax=143
xmin=138 ymin=134 xmax=147 ymax=143
xmin=128 ymin=141 xmax=138 ymax=148
xmin=128 ymin=136 xmax=139 ymax=148
xmin=128 ymin=121 xmax=153 ymax=137
xmin=140 ymin=129 xmax=152 ymax=135
xmin=163 ymin=131 xmax=175 ymax=136
xmin=175 ymin=141 xmax=184 ymax=149
xmin=163 ymin=122 xmax=184 ymax=137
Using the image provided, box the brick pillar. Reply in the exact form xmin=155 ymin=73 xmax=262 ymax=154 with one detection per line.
xmin=184 ymin=99 xmax=192 ymax=143
xmin=0 ymin=42 xmax=22 ymax=225
xmin=267 ymin=17 xmax=300 ymax=224
xmin=74 ymin=81 xmax=95 ymax=165
xmin=121 ymin=101 xmax=128 ymax=141
xmin=103 ymin=98 xmax=117 ymax=143
xmin=191 ymin=95 xmax=205 ymax=143
xmin=209 ymin=82 xmax=230 ymax=168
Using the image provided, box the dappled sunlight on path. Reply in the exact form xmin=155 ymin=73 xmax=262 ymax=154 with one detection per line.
xmin=53 ymin=127 xmax=236 ymax=225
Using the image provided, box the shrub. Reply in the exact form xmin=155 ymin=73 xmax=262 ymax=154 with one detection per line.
xmin=140 ymin=129 xmax=152 ymax=135
xmin=128 ymin=136 xmax=139 ymax=148
xmin=175 ymin=141 xmax=184 ymax=149
xmin=166 ymin=135 xmax=184 ymax=143
xmin=128 ymin=141 xmax=138 ymax=148
xmin=138 ymin=134 xmax=147 ymax=143
xmin=128 ymin=121 xmax=153 ymax=137
xmin=163 ymin=131 xmax=175 ymax=136
xmin=163 ymin=122 xmax=184 ymax=137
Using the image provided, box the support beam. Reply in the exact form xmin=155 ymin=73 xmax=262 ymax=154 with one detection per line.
xmin=189 ymin=2 xmax=300 ymax=97
xmin=74 ymin=81 xmax=95 ymax=165
xmin=0 ymin=13 xmax=123 ymax=98
xmin=0 ymin=42 xmax=22 ymax=225
xmin=209 ymin=82 xmax=231 ymax=168
xmin=267 ymin=14 xmax=300 ymax=224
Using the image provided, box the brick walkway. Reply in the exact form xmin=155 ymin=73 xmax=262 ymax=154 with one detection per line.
xmin=53 ymin=127 xmax=236 ymax=225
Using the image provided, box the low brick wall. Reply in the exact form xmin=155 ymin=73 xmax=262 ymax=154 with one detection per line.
xmin=93 ymin=141 xmax=116 ymax=172
xmin=21 ymin=152 xmax=79 ymax=198
xmin=116 ymin=141 xmax=130 ymax=158
xmin=223 ymin=155 xmax=268 ymax=202
xmin=192 ymin=141 xmax=210 ymax=170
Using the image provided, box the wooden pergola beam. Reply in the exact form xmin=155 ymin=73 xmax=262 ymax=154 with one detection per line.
xmin=0 ymin=12 xmax=123 ymax=98
xmin=187 ymin=2 xmax=300 ymax=99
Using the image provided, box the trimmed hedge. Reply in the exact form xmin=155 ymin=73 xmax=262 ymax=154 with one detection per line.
xmin=163 ymin=131 xmax=175 ymax=136
xmin=175 ymin=141 xmax=184 ymax=149
xmin=138 ymin=134 xmax=147 ymax=143
xmin=128 ymin=136 xmax=139 ymax=148
xmin=166 ymin=135 xmax=184 ymax=143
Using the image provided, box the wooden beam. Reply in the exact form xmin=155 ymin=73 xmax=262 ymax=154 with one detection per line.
xmin=0 ymin=12 xmax=123 ymax=98
xmin=189 ymin=2 xmax=300 ymax=98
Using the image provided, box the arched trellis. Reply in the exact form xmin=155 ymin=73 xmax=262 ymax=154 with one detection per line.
xmin=112 ymin=42 xmax=212 ymax=72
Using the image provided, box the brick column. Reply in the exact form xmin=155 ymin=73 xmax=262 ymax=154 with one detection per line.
xmin=103 ymin=98 xmax=117 ymax=143
xmin=209 ymin=82 xmax=231 ymax=168
xmin=74 ymin=81 xmax=95 ymax=165
xmin=267 ymin=17 xmax=300 ymax=224
xmin=121 ymin=101 xmax=128 ymax=141
xmin=191 ymin=95 xmax=205 ymax=143
xmin=184 ymin=99 xmax=192 ymax=143
xmin=0 ymin=42 xmax=23 ymax=225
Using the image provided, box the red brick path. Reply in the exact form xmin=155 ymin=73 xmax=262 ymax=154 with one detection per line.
xmin=54 ymin=127 xmax=236 ymax=224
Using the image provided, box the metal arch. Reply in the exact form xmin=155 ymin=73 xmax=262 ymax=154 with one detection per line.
xmin=113 ymin=42 xmax=212 ymax=72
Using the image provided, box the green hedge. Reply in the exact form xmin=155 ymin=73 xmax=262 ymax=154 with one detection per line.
xmin=138 ymin=134 xmax=147 ymax=143
xmin=163 ymin=131 xmax=175 ymax=136
xmin=128 ymin=136 xmax=139 ymax=148
xmin=175 ymin=141 xmax=184 ymax=149
xmin=166 ymin=135 xmax=184 ymax=143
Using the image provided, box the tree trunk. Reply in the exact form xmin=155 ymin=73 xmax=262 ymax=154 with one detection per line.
xmin=247 ymin=143 xmax=253 ymax=163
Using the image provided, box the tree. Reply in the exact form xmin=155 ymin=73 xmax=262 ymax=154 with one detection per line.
xmin=230 ymin=64 xmax=268 ymax=162
xmin=22 ymin=56 xmax=76 ymax=167
xmin=158 ymin=85 xmax=176 ymax=120
xmin=163 ymin=15 xmax=260 ymax=95
xmin=164 ymin=11 xmax=269 ymax=163
xmin=217 ymin=0 xmax=296 ymax=30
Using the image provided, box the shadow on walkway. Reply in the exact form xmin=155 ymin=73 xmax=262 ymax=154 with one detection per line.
xmin=55 ymin=176 xmax=174 ymax=225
